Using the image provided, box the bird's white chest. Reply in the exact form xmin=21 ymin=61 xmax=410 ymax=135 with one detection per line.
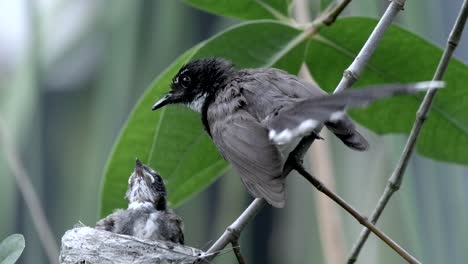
xmin=133 ymin=211 xmax=161 ymax=240
xmin=128 ymin=201 xmax=153 ymax=210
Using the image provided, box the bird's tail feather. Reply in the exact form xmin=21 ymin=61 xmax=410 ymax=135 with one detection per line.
xmin=325 ymin=118 xmax=369 ymax=151
xmin=268 ymin=80 xmax=445 ymax=146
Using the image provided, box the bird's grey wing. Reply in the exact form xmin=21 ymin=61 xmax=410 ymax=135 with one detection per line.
xmin=209 ymin=106 xmax=286 ymax=208
xmin=176 ymin=224 xmax=185 ymax=245
xmin=95 ymin=216 xmax=115 ymax=232
xmin=244 ymin=68 xmax=325 ymax=98
xmin=95 ymin=209 xmax=125 ymax=232
xmin=240 ymin=68 xmax=321 ymax=121
xmin=165 ymin=212 xmax=185 ymax=245
xmin=268 ymin=81 xmax=443 ymax=145
xmin=323 ymin=119 xmax=368 ymax=151
xmin=241 ymin=69 xmax=368 ymax=150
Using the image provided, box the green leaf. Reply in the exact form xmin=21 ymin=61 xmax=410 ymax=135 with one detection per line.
xmin=184 ymin=0 xmax=292 ymax=21
xmin=99 ymin=47 xmax=199 ymax=217
xmin=0 ymin=234 xmax=25 ymax=264
xmin=306 ymin=17 xmax=468 ymax=164
xmin=100 ymin=21 xmax=307 ymax=217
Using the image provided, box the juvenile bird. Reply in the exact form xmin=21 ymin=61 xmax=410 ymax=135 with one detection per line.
xmin=96 ymin=159 xmax=184 ymax=244
xmin=152 ymin=57 xmax=443 ymax=208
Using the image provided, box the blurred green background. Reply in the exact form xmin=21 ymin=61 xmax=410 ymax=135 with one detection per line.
xmin=0 ymin=0 xmax=467 ymax=263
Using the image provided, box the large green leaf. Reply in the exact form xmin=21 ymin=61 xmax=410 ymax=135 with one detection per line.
xmin=99 ymin=47 xmax=199 ymax=217
xmin=100 ymin=21 xmax=308 ymax=216
xmin=306 ymin=17 xmax=468 ymax=164
xmin=0 ymin=234 xmax=25 ymax=264
xmin=184 ymin=0 xmax=292 ymax=20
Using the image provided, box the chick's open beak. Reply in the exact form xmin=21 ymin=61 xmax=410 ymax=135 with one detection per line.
xmin=135 ymin=158 xmax=144 ymax=177
xmin=152 ymin=94 xmax=173 ymax=111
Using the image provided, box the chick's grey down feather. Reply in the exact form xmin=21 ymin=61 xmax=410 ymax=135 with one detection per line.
xmin=96 ymin=207 xmax=184 ymax=244
xmin=95 ymin=160 xmax=184 ymax=244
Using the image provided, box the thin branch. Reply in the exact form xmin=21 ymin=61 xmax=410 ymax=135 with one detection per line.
xmin=203 ymin=199 xmax=266 ymax=261
xmin=335 ymin=0 xmax=405 ymax=92
xmin=321 ymin=0 xmax=352 ymax=26
xmin=231 ymin=240 xmax=246 ymax=264
xmin=204 ymin=0 xmax=412 ymax=262
xmin=293 ymin=164 xmax=419 ymax=264
xmin=0 ymin=116 xmax=60 ymax=264
xmin=347 ymin=1 xmax=468 ymax=263
xmin=309 ymin=0 xmax=353 ymax=29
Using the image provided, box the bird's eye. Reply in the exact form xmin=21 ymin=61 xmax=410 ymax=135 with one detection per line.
xmin=181 ymin=75 xmax=191 ymax=88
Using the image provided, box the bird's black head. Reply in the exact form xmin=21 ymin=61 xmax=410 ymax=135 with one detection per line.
xmin=152 ymin=57 xmax=235 ymax=112
xmin=126 ymin=159 xmax=167 ymax=210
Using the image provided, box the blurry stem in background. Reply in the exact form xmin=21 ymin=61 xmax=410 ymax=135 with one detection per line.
xmin=18 ymin=0 xmax=60 ymax=263
xmin=347 ymin=0 xmax=468 ymax=263
xmin=295 ymin=0 xmax=346 ymax=263
xmin=0 ymin=116 xmax=59 ymax=264
xmin=309 ymin=132 xmax=346 ymax=263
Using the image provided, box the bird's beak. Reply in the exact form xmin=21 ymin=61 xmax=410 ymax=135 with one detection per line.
xmin=152 ymin=94 xmax=173 ymax=111
xmin=135 ymin=158 xmax=144 ymax=177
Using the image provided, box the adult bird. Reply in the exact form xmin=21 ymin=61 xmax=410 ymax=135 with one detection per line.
xmin=152 ymin=57 xmax=443 ymax=208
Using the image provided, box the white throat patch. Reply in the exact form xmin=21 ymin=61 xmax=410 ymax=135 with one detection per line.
xmin=187 ymin=94 xmax=207 ymax=113
xmin=128 ymin=201 xmax=154 ymax=209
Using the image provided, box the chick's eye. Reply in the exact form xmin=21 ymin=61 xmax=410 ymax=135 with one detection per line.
xmin=181 ymin=75 xmax=191 ymax=88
